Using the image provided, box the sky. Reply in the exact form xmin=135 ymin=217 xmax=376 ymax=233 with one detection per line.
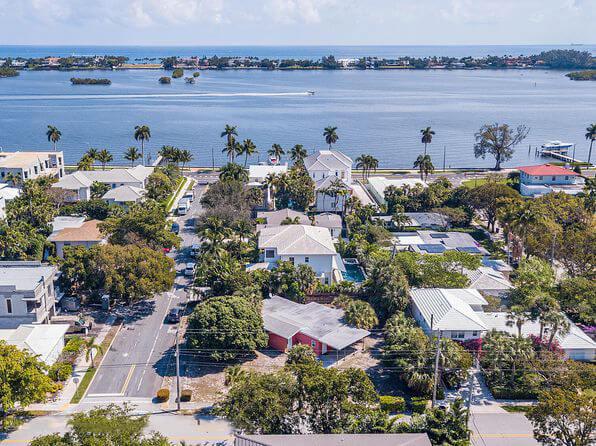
xmin=0 ymin=0 xmax=594 ymax=46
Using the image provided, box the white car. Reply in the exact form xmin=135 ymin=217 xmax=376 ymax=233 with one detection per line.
xmin=184 ymin=262 xmax=196 ymax=277
xmin=177 ymin=199 xmax=190 ymax=215
xmin=190 ymin=244 xmax=201 ymax=257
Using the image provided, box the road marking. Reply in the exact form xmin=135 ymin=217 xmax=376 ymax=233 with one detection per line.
xmin=472 ymin=434 xmax=533 ymax=438
xmin=119 ymin=364 xmax=136 ymax=395
xmin=86 ymin=393 xmax=124 ymax=397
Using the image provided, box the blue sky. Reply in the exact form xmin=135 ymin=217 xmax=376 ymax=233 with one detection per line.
xmin=0 ymin=0 xmax=594 ymax=46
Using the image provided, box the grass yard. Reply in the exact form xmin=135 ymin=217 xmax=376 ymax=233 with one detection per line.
xmin=462 ymin=177 xmax=508 ymax=188
xmin=165 ymin=176 xmax=187 ymax=212
xmin=502 ymin=405 xmax=532 ymax=413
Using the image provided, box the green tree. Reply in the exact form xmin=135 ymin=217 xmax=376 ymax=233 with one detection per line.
xmin=220 ymin=124 xmax=238 ymax=162
xmin=422 ymin=398 xmax=470 ymax=446
xmin=83 ymin=337 xmax=104 ymax=368
xmin=77 ymin=154 xmax=94 ymax=171
xmin=270 ymin=261 xmax=318 ymax=303
xmin=420 ymin=126 xmax=435 ymax=156
xmin=391 ymin=205 xmax=412 ymax=231
xmin=196 ymin=216 xmax=231 ymax=257
xmin=268 ymin=144 xmax=285 ymax=164
xmin=90 ymin=181 xmax=110 ymax=199
xmin=290 ymin=144 xmax=307 ymax=164
xmin=528 ymin=388 xmax=595 ymax=446
xmin=224 ymin=365 xmax=247 ymax=387
xmin=145 ymin=171 xmax=173 ymax=202
xmin=85 ymin=148 xmax=99 ymax=161
xmin=413 ymin=154 xmax=434 ymax=181
xmin=468 ymin=181 xmax=519 ymax=232
xmin=355 ymin=154 xmax=379 ymax=181
xmin=344 ymin=299 xmax=379 ymax=329
xmin=556 ymin=276 xmax=596 ymax=325
xmin=96 ymin=149 xmax=113 ymax=170
xmin=363 ymin=258 xmax=410 ymax=321
xmin=219 ymin=162 xmax=248 ymax=182
xmin=186 ymin=295 xmax=268 ymax=361
xmin=30 ymin=404 xmax=172 ymax=446
xmin=585 ymin=123 xmax=596 ymax=165
xmin=133 ymin=125 xmax=151 ymax=166
xmin=474 ymin=123 xmax=529 ymax=170
xmin=0 ymin=342 xmax=56 ymax=430
xmin=123 ymin=146 xmax=141 ymax=166
xmin=323 ymin=126 xmax=339 ymax=149
xmin=239 ymin=139 xmax=257 ymax=167
xmin=46 ymin=125 xmax=62 ymax=151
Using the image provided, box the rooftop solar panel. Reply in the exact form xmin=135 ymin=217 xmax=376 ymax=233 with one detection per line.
xmin=419 ymin=244 xmax=446 ymax=253
xmin=457 ymin=247 xmax=482 ymax=254
xmin=429 ymin=233 xmax=449 ymax=239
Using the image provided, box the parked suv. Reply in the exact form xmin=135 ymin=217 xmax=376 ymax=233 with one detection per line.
xmin=166 ymin=307 xmax=181 ymax=323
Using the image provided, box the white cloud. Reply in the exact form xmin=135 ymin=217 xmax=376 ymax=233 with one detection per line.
xmin=265 ymin=0 xmax=337 ymax=24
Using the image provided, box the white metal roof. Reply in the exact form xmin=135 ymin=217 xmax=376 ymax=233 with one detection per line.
xmin=258 ymin=225 xmax=336 ymax=255
xmin=102 ymin=185 xmax=145 ymax=202
xmin=304 ymin=150 xmax=352 ymax=172
xmin=53 ymin=171 xmax=93 ymax=189
xmin=464 ymin=267 xmax=513 ymax=291
xmin=411 ymin=288 xmax=488 ymax=332
xmin=0 ymin=324 xmax=68 ymax=364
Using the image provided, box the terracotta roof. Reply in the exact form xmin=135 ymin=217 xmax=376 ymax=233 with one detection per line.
xmin=518 ymin=164 xmax=579 ymax=176
xmin=48 ymin=219 xmax=104 ymax=242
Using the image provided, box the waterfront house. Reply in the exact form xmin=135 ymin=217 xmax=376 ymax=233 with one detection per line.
xmin=304 ymin=150 xmax=353 ymax=212
xmin=102 ymin=185 xmax=145 ymax=207
xmin=0 ymin=150 xmax=65 ymax=181
xmin=367 ymin=176 xmax=427 ymax=206
xmin=235 ymin=434 xmax=431 ymax=446
xmin=410 ymin=288 xmax=488 ymax=341
xmin=518 ymin=164 xmax=583 ymax=197
xmin=258 ymin=225 xmax=345 ymax=284
xmin=262 ymin=295 xmax=370 ymax=356
xmin=0 ymin=324 xmax=68 ymax=365
xmin=248 ymin=163 xmax=289 ymax=210
xmin=392 ymin=231 xmax=489 ymax=255
xmin=47 ymin=216 xmax=105 ymax=258
xmin=0 ymin=261 xmax=58 ymax=329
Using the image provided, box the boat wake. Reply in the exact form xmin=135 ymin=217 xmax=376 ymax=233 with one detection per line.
xmin=0 ymin=92 xmax=313 ymax=101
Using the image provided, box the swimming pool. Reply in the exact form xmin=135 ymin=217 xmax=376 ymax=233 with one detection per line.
xmin=342 ymin=263 xmax=365 ymax=283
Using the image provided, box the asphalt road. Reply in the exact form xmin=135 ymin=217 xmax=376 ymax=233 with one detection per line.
xmin=84 ymin=182 xmax=206 ymax=402
xmin=470 ymin=413 xmax=539 ymax=446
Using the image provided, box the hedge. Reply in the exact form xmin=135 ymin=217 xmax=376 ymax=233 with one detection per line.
xmin=156 ymin=388 xmax=170 ymax=402
xmin=48 ymin=361 xmax=73 ymax=382
xmin=180 ymin=389 xmax=192 ymax=402
xmin=379 ymin=395 xmax=405 ymax=413
xmin=410 ymin=397 xmax=429 ymax=414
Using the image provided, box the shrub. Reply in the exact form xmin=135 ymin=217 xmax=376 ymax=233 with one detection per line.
xmin=156 ymin=388 xmax=170 ymax=402
xmin=379 ymin=395 xmax=405 ymax=413
xmin=180 ymin=389 xmax=192 ymax=402
xmin=410 ymin=397 xmax=429 ymax=414
xmin=159 ymin=76 xmax=171 ymax=84
xmin=192 ymin=71 xmax=200 ymax=77
xmin=63 ymin=336 xmax=84 ymax=353
xmin=48 ymin=361 xmax=73 ymax=382
xmin=172 ymin=68 xmax=184 ymax=78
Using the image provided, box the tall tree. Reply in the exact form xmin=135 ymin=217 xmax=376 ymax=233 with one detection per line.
xmin=468 ymin=181 xmax=520 ymax=232
xmin=413 ymin=154 xmax=434 ymax=181
xmin=83 ymin=336 xmax=104 ymax=368
xmin=96 ymin=149 xmax=113 ymax=170
xmin=178 ymin=148 xmax=193 ymax=171
xmin=290 ymin=144 xmax=307 ymax=164
xmin=77 ymin=154 xmax=93 ymax=171
xmin=219 ymin=162 xmax=248 ymax=182
xmin=133 ymin=125 xmax=151 ymax=166
xmin=240 ymin=139 xmax=257 ymax=167
xmin=46 ymin=125 xmax=61 ymax=151
xmin=420 ymin=126 xmax=435 ymax=155
xmin=85 ymin=148 xmax=99 ymax=161
xmin=585 ymin=123 xmax=596 ymax=165
xmin=221 ymin=124 xmax=238 ymax=161
xmin=123 ymin=146 xmax=141 ymax=166
xmin=323 ymin=126 xmax=339 ymax=149
xmin=268 ymin=144 xmax=285 ymax=164
xmin=474 ymin=123 xmax=529 ymax=170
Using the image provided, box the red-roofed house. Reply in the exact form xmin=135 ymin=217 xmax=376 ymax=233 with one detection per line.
xmin=518 ymin=164 xmax=583 ymax=197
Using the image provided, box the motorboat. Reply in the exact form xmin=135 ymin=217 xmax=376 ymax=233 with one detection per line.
xmin=540 ymin=141 xmax=574 ymax=154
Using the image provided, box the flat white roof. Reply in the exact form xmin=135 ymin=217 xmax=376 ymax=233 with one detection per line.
xmin=248 ymin=164 xmax=288 ymax=180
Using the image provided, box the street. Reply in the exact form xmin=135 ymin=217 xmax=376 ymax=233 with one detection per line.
xmin=83 ymin=182 xmax=206 ymax=402
xmin=470 ymin=413 xmax=539 ymax=446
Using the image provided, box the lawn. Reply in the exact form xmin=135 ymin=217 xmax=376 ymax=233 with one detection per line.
xmin=70 ymin=319 xmax=122 ymax=403
xmin=165 ymin=176 xmax=187 ymax=212
xmin=502 ymin=405 xmax=532 ymax=413
xmin=462 ymin=178 xmax=508 ymax=188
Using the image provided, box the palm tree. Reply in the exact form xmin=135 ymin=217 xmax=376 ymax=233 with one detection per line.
xmin=268 ymin=144 xmax=285 ymax=164
xmin=420 ymin=126 xmax=435 ymax=155
xmin=96 ymin=149 xmax=113 ymax=170
xmin=391 ymin=206 xmax=412 ymax=231
xmin=264 ymin=173 xmax=278 ymax=210
xmin=197 ymin=216 xmax=231 ymax=256
xmin=179 ymin=149 xmax=193 ymax=171
xmin=585 ymin=123 xmax=596 ymax=165
xmin=281 ymin=216 xmax=301 ymax=225
xmin=355 ymin=154 xmax=379 ymax=181
xmin=233 ymin=219 xmax=254 ymax=241
xmin=3 ymin=172 xmax=22 ymax=187
xmin=240 ymin=139 xmax=257 ymax=167
xmin=543 ymin=311 xmax=571 ymax=351
xmin=84 ymin=337 xmax=104 ymax=368
xmin=77 ymin=154 xmax=94 ymax=171
xmin=222 ymin=139 xmax=237 ymax=163
xmin=224 ymin=365 xmax=246 ymax=387
xmin=85 ymin=148 xmax=99 ymax=161
xmin=46 ymin=125 xmax=61 ymax=151
xmin=413 ymin=154 xmax=434 ymax=181
xmin=506 ymin=306 xmax=530 ymax=338
xmin=134 ymin=125 xmax=151 ymax=166
xmin=220 ymin=124 xmax=238 ymax=161
xmin=124 ymin=146 xmax=142 ymax=166
xmin=290 ymin=144 xmax=307 ymax=164
xmin=355 ymin=155 xmax=368 ymax=179
xmin=219 ymin=162 xmax=248 ymax=182
xmin=323 ymin=126 xmax=338 ymax=149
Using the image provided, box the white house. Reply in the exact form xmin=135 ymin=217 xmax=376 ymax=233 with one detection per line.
xmin=0 ymin=151 xmax=65 ymax=181
xmin=47 ymin=217 xmax=105 ymax=258
xmin=463 ymin=266 xmax=513 ymax=296
xmin=480 ymin=313 xmax=596 ymax=361
xmin=0 ymin=183 xmax=20 ymax=219
xmin=0 ymin=324 xmax=69 ymax=365
xmin=410 ymin=288 xmax=488 ymax=341
xmin=52 ymin=166 xmax=154 ymax=201
xmin=304 ymin=150 xmax=353 ymax=213
xmin=0 ymin=261 xmax=58 ymax=329
xmin=258 ymin=225 xmax=345 ymax=284
xmin=248 ymin=164 xmax=289 ymax=210
xmin=314 ymin=213 xmax=343 ymax=239
xmin=518 ymin=164 xmax=583 ymax=197
xmin=102 ymin=185 xmax=145 ymax=207
xmin=367 ymin=177 xmax=427 ymax=205
xmin=393 ymin=231 xmax=490 ymax=255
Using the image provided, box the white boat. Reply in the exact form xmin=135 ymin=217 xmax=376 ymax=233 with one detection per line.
xmin=540 ymin=140 xmax=574 ymax=154
xmin=307 ymin=90 xmax=315 ymax=95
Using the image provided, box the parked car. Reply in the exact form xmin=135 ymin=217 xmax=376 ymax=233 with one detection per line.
xmin=171 ymin=222 xmax=180 ymax=234
xmin=51 ymin=315 xmax=92 ymax=334
xmin=190 ymin=244 xmax=201 ymax=257
xmin=183 ymin=191 xmax=194 ymax=202
xmin=184 ymin=262 xmax=196 ymax=276
xmin=166 ymin=307 xmax=181 ymax=323
xmin=177 ymin=199 xmax=190 ymax=215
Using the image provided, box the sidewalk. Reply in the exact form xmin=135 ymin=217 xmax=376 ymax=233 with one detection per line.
xmin=439 ymin=367 xmax=506 ymax=414
xmin=27 ymin=315 xmax=117 ymax=412
xmin=167 ymin=175 xmax=192 ymax=214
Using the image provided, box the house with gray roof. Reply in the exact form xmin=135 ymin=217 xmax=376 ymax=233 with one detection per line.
xmin=463 ymin=266 xmax=513 ymax=296
xmin=393 ymin=231 xmax=489 ymax=255
xmin=258 ymin=225 xmax=345 ymax=284
xmin=256 ymin=209 xmax=342 ymax=239
xmin=235 ymin=434 xmax=432 ymax=446
xmin=304 ymin=150 xmax=353 ymax=212
xmin=0 ymin=324 xmax=68 ymax=365
xmin=375 ymin=212 xmax=449 ymax=229
xmin=0 ymin=261 xmax=58 ymax=328
xmin=102 ymin=185 xmax=145 ymax=207
xmin=262 ymin=296 xmax=370 ymax=356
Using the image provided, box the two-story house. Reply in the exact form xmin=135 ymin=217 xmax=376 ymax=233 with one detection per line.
xmin=47 ymin=216 xmax=106 ymax=258
xmin=304 ymin=150 xmax=353 ymax=212
xmin=0 ymin=151 xmax=65 ymax=181
xmin=518 ymin=164 xmax=583 ymax=197
xmin=258 ymin=225 xmax=345 ymax=284
xmin=0 ymin=261 xmax=58 ymax=329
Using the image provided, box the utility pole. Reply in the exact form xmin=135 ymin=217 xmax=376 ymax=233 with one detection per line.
xmin=175 ymin=331 xmax=181 ymax=411
xmin=466 ymin=357 xmax=478 ymax=439
xmin=432 ymin=330 xmax=442 ymax=407
xmin=443 ymin=145 xmax=446 ymax=172
xmin=211 ymin=147 xmax=215 ymax=172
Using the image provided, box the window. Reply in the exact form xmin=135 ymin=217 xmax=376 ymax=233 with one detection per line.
xmin=304 ymin=256 xmax=310 ymax=263
xmin=45 ymin=160 xmax=49 ymax=168
xmin=538 ymin=176 xmax=543 ymax=180
xmin=34 ymin=166 xmax=38 ymax=175
xmin=310 ymin=340 xmax=316 ymax=348
xmin=552 ymin=176 xmax=556 ymax=181
xmin=289 ymin=257 xmax=295 ymax=265
xmin=565 ymin=176 xmax=569 ymax=180
xmin=58 ymin=157 xmax=63 ymax=165
xmin=472 ymin=331 xmax=478 ymax=337
xmin=265 ymin=249 xmax=275 ymax=259
xmin=324 ymin=277 xmax=329 ymax=285
xmin=335 ymin=171 xmax=338 ymax=177
xmin=6 ymin=299 xmax=12 ymax=314
xmin=341 ymin=171 xmax=345 ymax=178
xmin=24 ymin=171 xmax=28 ymax=179
xmin=456 ymin=332 xmax=465 ymax=339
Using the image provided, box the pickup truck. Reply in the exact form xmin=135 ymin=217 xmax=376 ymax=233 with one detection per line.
xmin=51 ymin=315 xmax=92 ymax=335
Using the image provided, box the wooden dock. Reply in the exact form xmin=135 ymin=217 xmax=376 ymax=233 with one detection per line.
xmin=536 ymin=149 xmax=584 ymax=164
